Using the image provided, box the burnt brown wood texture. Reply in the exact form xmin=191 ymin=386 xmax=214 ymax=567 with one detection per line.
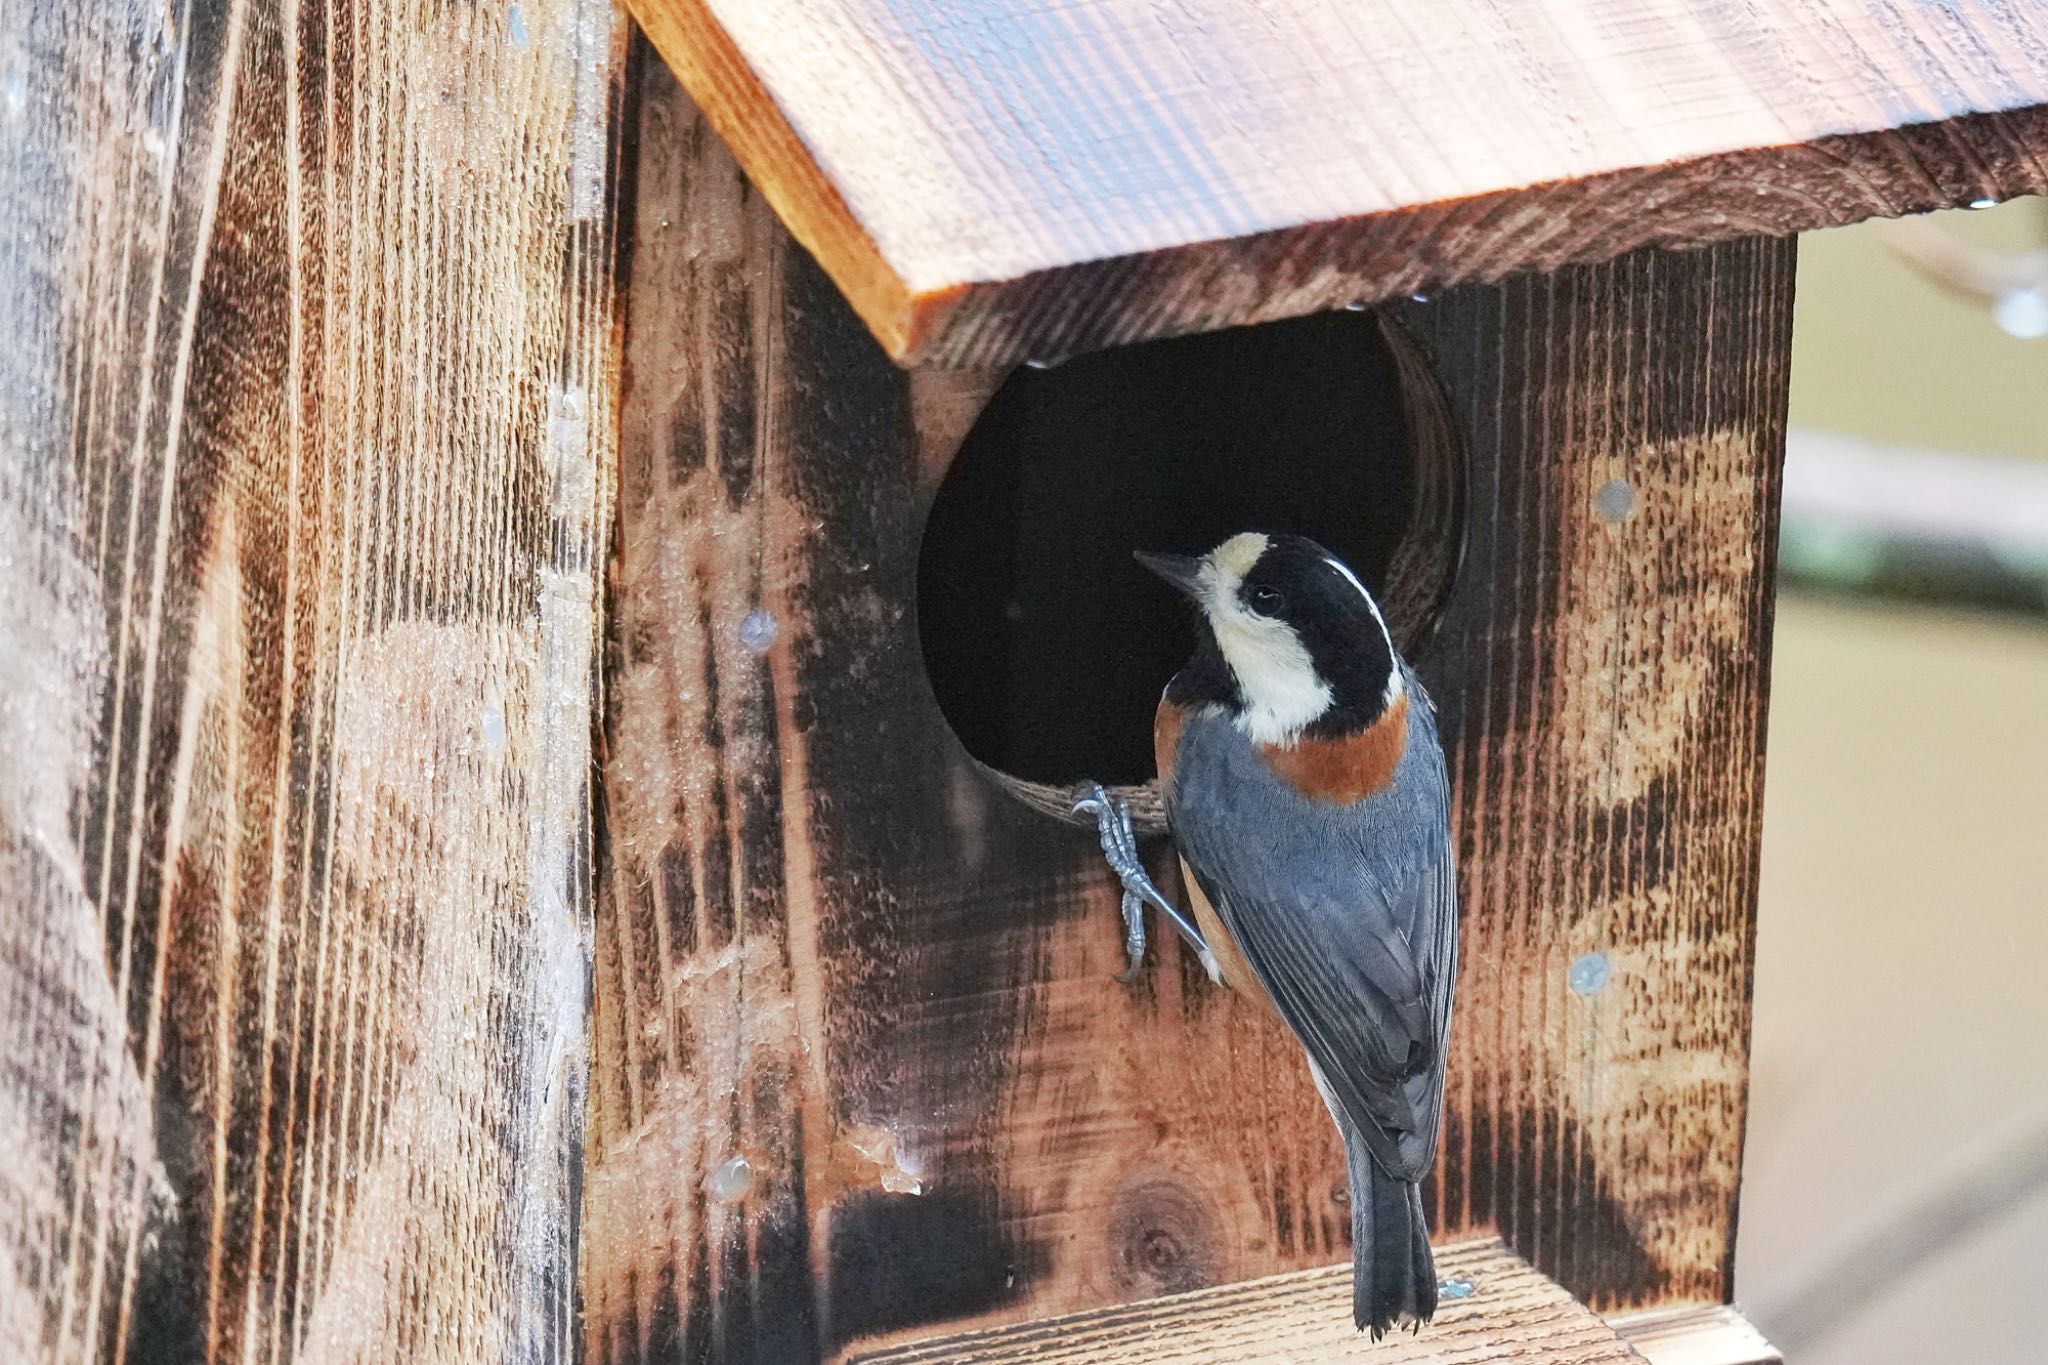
xmin=624 ymin=0 xmax=2044 ymax=363
xmin=587 ymin=62 xmax=1789 ymax=1365
xmin=848 ymin=1239 xmax=1645 ymax=1365
xmin=0 ymin=0 xmax=621 ymax=1360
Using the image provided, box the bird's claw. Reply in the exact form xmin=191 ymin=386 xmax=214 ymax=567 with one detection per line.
xmin=1074 ymin=782 xmax=1210 ymax=982
xmin=1074 ymin=784 xmax=1150 ymax=977
xmin=1115 ymin=890 xmax=1147 ymax=982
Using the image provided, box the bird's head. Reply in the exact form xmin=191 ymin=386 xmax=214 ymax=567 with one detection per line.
xmin=1139 ymin=532 xmax=1402 ymax=747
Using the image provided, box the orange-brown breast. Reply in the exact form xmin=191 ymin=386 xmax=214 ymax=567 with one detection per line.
xmin=1181 ymin=860 xmax=1275 ymax=1011
xmin=1258 ymin=693 xmax=1409 ymax=804
xmin=1153 ymin=698 xmax=1188 ymax=787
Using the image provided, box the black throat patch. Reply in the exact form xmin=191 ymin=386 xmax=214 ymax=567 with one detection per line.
xmin=1163 ymin=619 xmax=1241 ymax=711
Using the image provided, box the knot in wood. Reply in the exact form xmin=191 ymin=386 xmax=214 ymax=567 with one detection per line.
xmin=1105 ymin=1174 xmax=1223 ymax=1298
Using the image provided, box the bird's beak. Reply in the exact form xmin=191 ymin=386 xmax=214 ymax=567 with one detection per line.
xmin=1134 ymin=550 xmax=1206 ymax=602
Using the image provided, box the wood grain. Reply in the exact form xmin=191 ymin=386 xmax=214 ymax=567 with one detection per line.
xmin=589 ymin=67 xmax=1789 ymax=1362
xmin=846 ymin=1238 xmax=1645 ymax=1365
xmin=623 ymin=0 xmax=2047 ymax=363
xmin=0 ymin=1 xmax=622 ymax=1360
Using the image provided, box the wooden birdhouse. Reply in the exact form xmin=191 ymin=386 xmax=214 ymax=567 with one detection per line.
xmin=7 ymin=2 xmax=2045 ymax=1364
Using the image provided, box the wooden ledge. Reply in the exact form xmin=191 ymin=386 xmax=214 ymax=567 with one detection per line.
xmin=849 ymin=1238 xmax=1643 ymax=1364
xmin=1611 ymin=1305 xmax=1781 ymax=1365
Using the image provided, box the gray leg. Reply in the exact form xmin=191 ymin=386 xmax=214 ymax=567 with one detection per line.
xmin=1072 ymin=783 xmax=1219 ymax=983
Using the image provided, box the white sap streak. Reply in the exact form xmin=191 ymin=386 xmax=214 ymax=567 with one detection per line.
xmin=566 ymin=0 xmax=615 ymax=221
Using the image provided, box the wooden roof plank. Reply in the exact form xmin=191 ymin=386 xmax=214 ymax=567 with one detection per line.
xmin=626 ymin=0 xmax=2048 ymax=363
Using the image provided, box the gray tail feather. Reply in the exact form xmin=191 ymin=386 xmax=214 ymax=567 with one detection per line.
xmin=1343 ymin=1120 xmax=1437 ymax=1338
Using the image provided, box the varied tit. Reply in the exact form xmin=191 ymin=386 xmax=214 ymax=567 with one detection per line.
xmin=1076 ymin=531 xmax=1457 ymax=1338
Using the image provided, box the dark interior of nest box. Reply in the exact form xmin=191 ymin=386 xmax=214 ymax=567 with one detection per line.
xmin=918 ymin=309 xmax=1439 ymax=790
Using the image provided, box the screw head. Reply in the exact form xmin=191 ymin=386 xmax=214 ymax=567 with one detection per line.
xmin=706 ymin=1154 xmax=754 ymax=1202
xmin=1593 ymin=478 xmax=1636 ymax=523
xmin=739 ymin=608 xmax=779 ymax=653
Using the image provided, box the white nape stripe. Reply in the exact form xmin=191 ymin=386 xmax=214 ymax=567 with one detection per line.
xmin=1323 ymin=554 xmax=1371 ymax=602
xmin=1325 ymin=556 xmax=1403 ymax=705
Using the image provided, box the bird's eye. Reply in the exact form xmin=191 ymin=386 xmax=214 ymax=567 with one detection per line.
xmin=1249 ymin=585 xmax=1286 ymax=613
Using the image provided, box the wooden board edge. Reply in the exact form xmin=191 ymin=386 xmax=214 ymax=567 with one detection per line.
xmin=621 ymin=0 xmax=928 ymax=357
xmin=1607 ymin=1304 xmax=1783 ymax=1365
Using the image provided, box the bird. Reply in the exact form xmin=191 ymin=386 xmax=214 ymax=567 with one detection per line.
xmin=1075 ymin=530 xmax=1457 ymax=1338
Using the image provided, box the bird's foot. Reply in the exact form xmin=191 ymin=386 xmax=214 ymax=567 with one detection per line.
xmin=1072 ymin=782 xmax=1213 ymax=982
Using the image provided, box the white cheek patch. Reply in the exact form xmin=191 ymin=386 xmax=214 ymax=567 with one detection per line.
xmin=1325 ymin=556 xmax=1404 ymax=706
xmin=1199 ymin=545 xmax=1332 ymax=745
xmin=1212 ymin=603 xmax=1332 ymax=744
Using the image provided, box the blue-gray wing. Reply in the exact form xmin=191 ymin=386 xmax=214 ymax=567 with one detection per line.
xmin=1168 ymin=704 xmax=1458 ymax=1182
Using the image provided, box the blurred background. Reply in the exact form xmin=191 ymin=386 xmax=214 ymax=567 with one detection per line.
xmin=1734 ymin=194 xmax=2048 ymax=1363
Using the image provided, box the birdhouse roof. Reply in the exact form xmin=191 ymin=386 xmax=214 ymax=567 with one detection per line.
xmin=629 ymin=1 xmax=2048 ymax=366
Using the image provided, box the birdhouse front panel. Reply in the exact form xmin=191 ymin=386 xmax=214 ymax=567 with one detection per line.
xmin=581 ymin=64 xmax=1791 ymax=1364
